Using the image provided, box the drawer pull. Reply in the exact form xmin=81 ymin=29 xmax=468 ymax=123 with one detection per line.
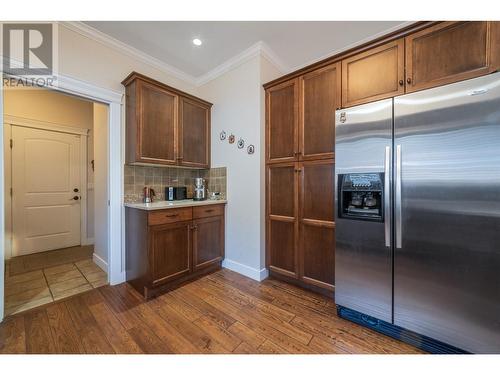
xmin=165 ymin=214 xmax=179 ymax=218
xmin=205 ymin=209 xmax=214 ymax=213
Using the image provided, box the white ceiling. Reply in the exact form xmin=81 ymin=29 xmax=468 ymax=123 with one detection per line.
xmin=84 ymin=21 xmax=409 ymax=80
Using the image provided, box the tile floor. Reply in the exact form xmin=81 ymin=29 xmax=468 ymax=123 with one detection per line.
xmin=4 ymin=258 xmax=108 ymax=317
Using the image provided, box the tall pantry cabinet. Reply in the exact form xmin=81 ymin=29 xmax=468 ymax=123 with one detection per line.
xmin=265 ymin=62 xmax=340 ymax=295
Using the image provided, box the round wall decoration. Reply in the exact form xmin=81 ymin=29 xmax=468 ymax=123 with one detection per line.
xmin=228 ymin=134 xmax=235 ymax=144
xmin=219 ymin=130 xmax=227 ymax=141
xmin=247 ymin=144 xmax=255 ymax=154
xmin=237 ymin=138 xmax=245 ymax=149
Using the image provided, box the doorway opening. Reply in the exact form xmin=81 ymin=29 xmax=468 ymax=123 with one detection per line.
xmin=3 ymin=86 xmax=109 ymax=316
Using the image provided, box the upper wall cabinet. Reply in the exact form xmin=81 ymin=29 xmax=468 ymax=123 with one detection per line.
xmin=266 ymin=79 xmax=299 ymax=164
xmin=342 ymin=39 xmax=405 ymax=108
xmin=179 ymin=97 xmax=211 ymax=168
xmin=299 ymin=62 xmax=341 ymax=160
xmin=405 ymin=21 xmax=498 ymax=93
xmin=123 ymin=72 xmax=212 ymax=169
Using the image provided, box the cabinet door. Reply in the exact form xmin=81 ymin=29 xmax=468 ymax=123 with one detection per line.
xmin=137 ymin=81 xmax=178 ymax=165
xmin=299 ymin=63 xmax=341 ymax=160
xmin=405 ymin=21 xmax=494 ymax=93
xmin=266 ymin=79 xmax=299 ymax=164
xmin=193 ymin=215 xmax=224 ymax=271
xmin=266 ymin=162 xmax=298 ymax=278
xmin=342 ymin=39 xmax=404 ymax=108
xmin=299 ymin=159 xmax=335 ymax=291
xmin=179 ymin=97 xmax=211 ymax=168
xmin=492 ymin=22 xmax=500 ymax=71
xmin=149 ymin=221 xmax=191 ymax=286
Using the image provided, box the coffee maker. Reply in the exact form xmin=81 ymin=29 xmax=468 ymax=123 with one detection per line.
xmin=193 ymin=178 xmax=206 ymax=201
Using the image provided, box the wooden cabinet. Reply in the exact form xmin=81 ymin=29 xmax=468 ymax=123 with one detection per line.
xmin=179 ymin=97 xmax=211 ymax=168
xmin=405 ymin=21 xmax=497 ymax=93
xmin=266 ymin=160 xmax=336 ymax=294
xmin=123 ymin=72 xmax=212 ymax=168
xmin=193 ymin=215 xmax=224 ymax=271
xmin=150 ymin=221 xmax=191 ymax=285
xmin=299 ymin=159 xmax=335 ymax=291
xmin=126 ymin=203 xmax=225 ymax=298
xmin=266 ymin=163 xmax=298 ymax=277
xmin=266 ymin=79 xmax=298 ymax=164
xmin=266 ymin=66 xmax=338 ymax=294
xmin=342 ymin=39 xmax=405 ymax=107
xmin=299 ymin=63 xmax=341 ymax=160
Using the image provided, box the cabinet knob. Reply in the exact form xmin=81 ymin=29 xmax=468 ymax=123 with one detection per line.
xmin=399 ymin=79 xmax=404 ymax=86
xmin=406 ymin=77 xmax=412 ymax=84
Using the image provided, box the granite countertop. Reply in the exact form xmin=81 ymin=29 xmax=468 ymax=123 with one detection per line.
xmin=124 ymin=199 xmax=227 ymax=211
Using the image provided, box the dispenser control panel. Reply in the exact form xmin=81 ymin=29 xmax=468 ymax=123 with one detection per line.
xmin=338 ymin=173 xmax=384 ymax=222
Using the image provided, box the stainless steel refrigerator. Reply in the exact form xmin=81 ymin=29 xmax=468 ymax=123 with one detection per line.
xmin=334 ymin=72 xmax=500 ymax=353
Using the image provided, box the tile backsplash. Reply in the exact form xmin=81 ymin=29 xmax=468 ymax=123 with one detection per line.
xmin=124 ymin=165 xmax=227 ymax=203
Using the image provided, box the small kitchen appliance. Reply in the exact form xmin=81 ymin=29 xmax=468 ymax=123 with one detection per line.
xmin=142 ymin=187 xmax=155 ymax=203
xmin=165 ymin=186 xmax=187 ymax=201
xmin=193 ymin=178 xmax=206 ymax=201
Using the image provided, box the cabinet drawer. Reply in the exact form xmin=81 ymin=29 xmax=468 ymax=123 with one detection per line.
xmin=193 ymin=204 xmax=224 ymax=219
xmin=148 ymin=207 xmax=192 ymax=226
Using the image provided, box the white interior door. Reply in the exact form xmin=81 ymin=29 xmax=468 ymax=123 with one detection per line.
xmin=12 ymin=126 xmax=81 ymax=256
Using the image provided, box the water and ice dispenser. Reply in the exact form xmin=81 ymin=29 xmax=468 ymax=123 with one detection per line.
xmin=338 ymin=173 xmax=384 ymax=222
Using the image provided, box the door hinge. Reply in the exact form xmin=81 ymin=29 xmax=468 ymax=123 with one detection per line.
xmin=10 ymin=139 xmax=13 ymax=148
xmin=10 ymin=187 xmax=13 ymax=197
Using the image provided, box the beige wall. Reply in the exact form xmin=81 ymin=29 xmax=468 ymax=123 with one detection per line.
xmin=4 ymin=87 xmax=93 ymax=129
xmin=197 ymin=54 xmax=281 ymax=279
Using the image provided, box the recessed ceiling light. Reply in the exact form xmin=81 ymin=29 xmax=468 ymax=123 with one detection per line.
xmin=192 ymin=38 xmax=202 ymax=46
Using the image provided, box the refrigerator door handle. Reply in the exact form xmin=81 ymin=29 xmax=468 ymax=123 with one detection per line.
xmin=395 ymin=144 xmax=402 ymax=248
xmin=384 ymin=146 xmax=391 ymax=247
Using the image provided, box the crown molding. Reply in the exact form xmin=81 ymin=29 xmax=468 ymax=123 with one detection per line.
xmin=59 ymin=22 xmax=289 ymax=87
xmin=196 ymin=41 xmax=289 ymax=86
xmin=59 ymin=21 xmax=198 ymax=85
xmin=287 ymin=21 xmax=415 ymax=72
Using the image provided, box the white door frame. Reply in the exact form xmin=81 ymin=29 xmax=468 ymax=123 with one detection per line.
xmin=0 ymin=72 xmax=125 ymax=322
xmin=4 ymin=116 xmax=91 ymax=258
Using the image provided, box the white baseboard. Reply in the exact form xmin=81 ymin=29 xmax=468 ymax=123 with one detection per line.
xmin=92 ymin=253 xmax=108 ymax=273
xmin=222 ymin=259 xmax=269 ymax=281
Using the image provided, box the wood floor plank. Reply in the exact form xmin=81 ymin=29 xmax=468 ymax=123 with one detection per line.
xmin=158 ymin=292 xmax=204 ymax=322
xmin=227 ymin=321 xmax=266 ymax=350
xmin=258 ymin=340 xmax=289 ymax=354
xmin=149 ymin=298 xmax=231 ymax=354
xmin=0 ymin=270 xmax=425 ymax=354
xmin=187 ymin=286 xmax=314 ymax=353
xmin=110 ymin=284 xmax=201 ymax=354
xmin=203 ymin=276 xmax=296 ymax=322
xmin=127 ymin=323 xmax=170 ymax=354
xmin=171 ymin=286 xmax=236 ymax=330
xmin=46 ymin=303 xmax=85 ymax=353
xmin=0 ymin=315 xmax=26 ymax=353
xmin=233 ymin=341 xmax=255 ymax=354
xmin=24 ymin=309 xmax=57 ymax=354
xmin=64 ymin=295 xmax=115 ymax=354
xmin=193 ymin=315 xmax=242 ymax=352
xmin=87 ymin=301 xmax=144 ymax=354
xmin=188 ymin=279 xmax=313 ymax=346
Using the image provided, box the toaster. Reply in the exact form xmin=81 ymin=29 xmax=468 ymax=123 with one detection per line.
xmin=165 ymin=186 xmax=187 ymax=201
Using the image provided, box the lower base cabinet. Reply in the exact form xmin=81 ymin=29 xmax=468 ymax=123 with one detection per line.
xmin=126 ymin=203 xmax=225 ymax=298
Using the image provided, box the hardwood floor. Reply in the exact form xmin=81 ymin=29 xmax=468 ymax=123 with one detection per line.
xmin=0 ymin=269 xmax=423 ymax=354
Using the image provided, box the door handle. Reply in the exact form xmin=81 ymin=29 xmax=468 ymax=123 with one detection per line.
xmin=395 ymin=144 xmax=402 ymax=249
xmin=70 ymin=196 xmax=80 ymax=201
xmin=384 ymin=146 xmax=391 ymax=247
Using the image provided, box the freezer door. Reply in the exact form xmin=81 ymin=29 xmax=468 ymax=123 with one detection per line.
xmin=394 ymin=73 xmax=500 ymax=353
xmin=335 ymin=99 xmax=393 ymax=322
